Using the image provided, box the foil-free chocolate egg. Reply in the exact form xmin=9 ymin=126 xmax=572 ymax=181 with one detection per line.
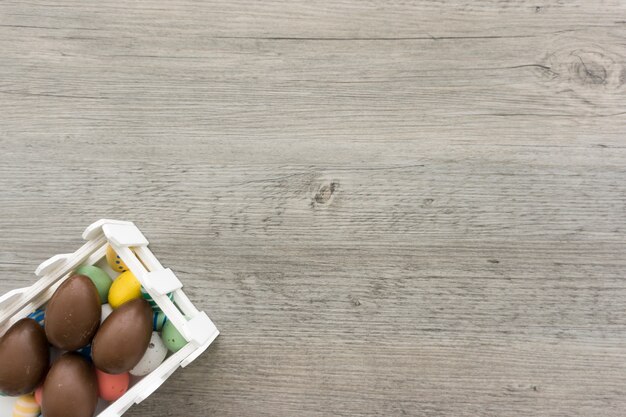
xmin=92 ymin=298 xmax=152 ymax=374
xmin=45 ymin=274 xmax=101 ymax=350
xmin=0 ymin=318 xmax=49 ymax=396
xmin=42 ymin=353 xmax=98 ymax=417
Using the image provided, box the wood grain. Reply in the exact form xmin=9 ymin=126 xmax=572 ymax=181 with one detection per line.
xmin=1 ymin=1 xmax=625 ymax=416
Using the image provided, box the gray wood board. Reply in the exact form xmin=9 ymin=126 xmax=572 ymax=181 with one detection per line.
xmin=1 ymin=1 xmax=625 ymax=416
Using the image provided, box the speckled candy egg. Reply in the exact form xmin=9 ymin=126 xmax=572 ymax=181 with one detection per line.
xmin=108 ymin=271 xmax=141 ymax=309
xmin=76 ymin=265 xmax=112 ymax=304
xmin=95 ymin=370 xmax=129 ymax=402
xmin=12 ymin=394 xmax=40 ymax=417
xmin=161 ymin=320 xmax=187 ymax=353
xmin=106 ymin=245 xmax=128 ymax=273
xmin=130 ymin=332 xmax=168 ymax=376
xmin=152 ymin=311 xmax=168 ymax=331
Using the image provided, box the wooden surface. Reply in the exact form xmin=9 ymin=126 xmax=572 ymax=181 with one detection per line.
xmin=1 ymin=1 xmax=626 ymax=416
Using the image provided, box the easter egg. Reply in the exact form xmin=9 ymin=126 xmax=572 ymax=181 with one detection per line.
xmin=12 ymin=394 xmax=40 ymax=417
xmin=108 ymin=271 xmax=141 ymax=309
xmin=141 ymin=287 xmax=174 ymax=311
xmin=76 ymin=265 xmax=112 ymax=304
xmin=0 ymin=318 xmax=50 ymax=396
xmin=152 ymin=311 xmax=168 ymax=331
xmin=161 ymin=320 xmax=187 ymax=353
xmin=77 ymin=344 xmax=93 ymax=362
xmin=42 ymin=353 xmax=98 ymax=417
xmin=92 ymin=299 xmax=153 ymax=374
xmin=95 ymin=370 xmax=129 ymax=402
xmin=101 ymin=303 xmax=113 ymax=323
xmin=34 ymin=387 xmax=43 ymax=406
xmin=130 ymin=332 xmax=168 ymax=376
xmin=106 ymin=245 xmax=128 ymax=273
xmin=45 ymin=274 xmax=101 ymax=351
xmin=27 ymin=309 xmax=45 ymax=327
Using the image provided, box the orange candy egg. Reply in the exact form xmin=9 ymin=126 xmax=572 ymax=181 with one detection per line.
xmin=95 ymin=370 xmax=129 ymax=402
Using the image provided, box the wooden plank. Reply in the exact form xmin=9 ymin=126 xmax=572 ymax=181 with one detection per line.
xmin=0 ymin=0 xmax=625 ymax=416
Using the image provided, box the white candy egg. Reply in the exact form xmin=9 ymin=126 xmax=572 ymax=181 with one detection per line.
xmin=101 ymin=303 xmax=113 ymax=323
xmin=129 ymin=332 xmax=168 ymax=376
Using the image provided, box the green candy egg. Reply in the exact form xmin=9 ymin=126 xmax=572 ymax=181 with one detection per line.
xmin=76 ymin=265 xmax=113 ymax=304
xmin=161 ymin=320 xmax=187 ymax=352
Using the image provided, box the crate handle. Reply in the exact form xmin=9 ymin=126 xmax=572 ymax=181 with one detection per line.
xmin=0 ymin=287 xmax=28 ymax=309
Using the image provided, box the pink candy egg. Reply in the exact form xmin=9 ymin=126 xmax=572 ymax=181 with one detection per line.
xmin=95 ymin=369 xmax=129 ymax=402
xmin=34 ymin=386 xmax=43 ymax=406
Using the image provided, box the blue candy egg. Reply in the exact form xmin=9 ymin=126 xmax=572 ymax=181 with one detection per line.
xmin=27 ymin=309 xmax=45 ymax=327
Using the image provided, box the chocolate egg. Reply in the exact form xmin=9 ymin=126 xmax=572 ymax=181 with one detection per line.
xmin=0 ymin=318 xmax=49 ymax=396
xmin=45 ymin=274 xmax=101 ymax=350
xmin=42 ymin=353 xmax=98 ymax=417
xmin=92 ymin=298 xmax=152 ymax=374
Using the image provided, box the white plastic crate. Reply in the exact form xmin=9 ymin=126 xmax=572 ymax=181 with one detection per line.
xmin=0 ymin=219 xmax=219 ymax=416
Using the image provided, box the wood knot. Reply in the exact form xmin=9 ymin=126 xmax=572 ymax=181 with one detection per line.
xmin=349 ymin=295 xmax=361 ymax=307
xmin=312 ymin=181 xmax=338 ymax=206
xmin=541 ymin=48 xmax=624 ymax=89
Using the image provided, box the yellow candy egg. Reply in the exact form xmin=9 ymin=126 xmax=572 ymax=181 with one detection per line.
xmin=108 ymin=271 xmax=141 ymax=309
xmin=106 ymin=245 xmax=128 ymax=273
xmin=12 ymin=394 xmax=40 ymax=417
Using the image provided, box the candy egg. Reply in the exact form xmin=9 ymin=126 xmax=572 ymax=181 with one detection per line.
xmin=161 ymin=320 xmax=187 ymax=353
xmin=92 ymin=299 xmax=153 ymax=374
xmin=34 ymin=387 xmax=43 ymax=406
xmin=42 ymin=353 xmax=98 ymax=417
xmin=95 ymin=370 xmax=129 ymax=402
xmin=106 ymin=245 xmax=128 ymax=273
xmin=27 ymin=309 xmax=45 ymax=327
xmin=108 ymin=271 xmax=141 ymax=309
xmin=45 ymin=274 xmax=101 ymax=351
xmin=152 ymin=311 xmax=168 ymax=331
xmin=12 ymin=394 xmax=40 ymax=417
xmin=141 ymin=287 xmax=174 ymax=311
xmin=77 ymin=344 xmax=93 ymax=362
xmin=101 ymin=303 xmax=113 ymax=323
xmin=130 ymin=332 xmax=168 ymax=376
xmin=76 ymin=265 xmax=113 ymax=304
xmin=0 ymin=318 xmax=50 ymax=396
